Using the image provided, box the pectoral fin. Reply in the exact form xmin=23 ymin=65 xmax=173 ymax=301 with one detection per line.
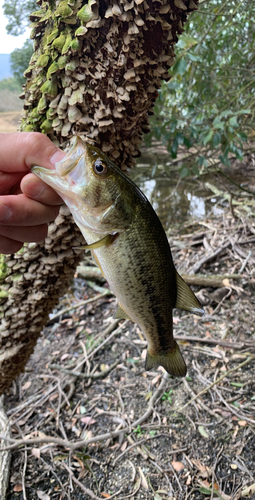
xmin=114 ymin=304 xmax=133 ymax=321
xmin=73 ymin=234 xmax=115 ymax=251
xmin=175 ymin=271 xmax=204 ymax=316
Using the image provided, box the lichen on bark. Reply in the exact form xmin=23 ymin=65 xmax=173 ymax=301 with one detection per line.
xmin=0 ymin=0 xmax=198 ymax=395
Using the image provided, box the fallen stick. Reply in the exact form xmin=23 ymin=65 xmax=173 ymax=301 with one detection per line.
xmin=174 ymin=335 xmax=251 ymax=350
xmin=77 ymin=265 xmax=244 ymax=288
xmin=191 ymin=241 xmax=232 ymax=274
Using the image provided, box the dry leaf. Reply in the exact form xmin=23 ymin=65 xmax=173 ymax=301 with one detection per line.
xmin=22 ymin=381 xmax=31 ymax=391
xmin=141 ymin=348 xmax=147 ymax=360
xmin=198 ymin=425 xmax=209 ymax=439
xmin=32 ymin=448 xmax=41 ymax=459
xmin=101 ymin=494 xmax=111 ymax=498
xmin=139 ymin=466 xmax=149 ymax=489
xmin=120 ymin=441 xmax=127 ymax=452
xmin=171 ymin=461 xmax=185 ymax=472
xmin=186 ymin=474 xmax=192 ymax=485
xmin=73 ymin=455 xmax=84 ymax=469
xmin=173 ymin=316 xmax=180 ymax=324
xmin=37 ymin=491 xmax=50 ymax=500
xmin=81 ymin=429 xmax=93 ymax=440
xmin=241 ymin=482 xmax=255 ymax=497
xmin=61 ymin=353 xmax=70 ymax=361
xmin=238 ymin=420 xmax=247 ymax=426
xmin=80 ymin=417 xmax=96 ymax=425
xmin=13 ymin=484 xmax=23 ymax=492
xmin=151 ymin=374 xmax=161 ymax=386
xmin=49 ymin=393 xmax=58 ymax=401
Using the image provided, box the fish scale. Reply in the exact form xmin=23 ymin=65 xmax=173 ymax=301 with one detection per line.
xmin=32 ymin=136 xmax=204 ymax=377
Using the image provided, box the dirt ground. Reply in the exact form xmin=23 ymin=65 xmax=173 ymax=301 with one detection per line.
xmin=2 ymin=169 xmax=255 ymax=500
xmin=0 ymin=111 xmax=21 ymax=134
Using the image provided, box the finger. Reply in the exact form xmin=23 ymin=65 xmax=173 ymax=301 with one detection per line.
xmin=0 ymin=171 xmax=24 ymax=195
xmin=0 ymin=236 xmax=23 ymax=255
xmin=0 ymin=223 xmax=48 ymax=243
xmin=21 ymin=173 xmax=63 ymax=205
xmin=0 ymin=132 xmax=65 ymax=173
xmin=0 ymin=193 xmax=60 ymax=226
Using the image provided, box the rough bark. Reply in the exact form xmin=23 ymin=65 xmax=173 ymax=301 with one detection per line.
xmin=0 ymin=0 xmax=198 ymax=395
xmin=0 ymin=396 xmax=11 ymax=498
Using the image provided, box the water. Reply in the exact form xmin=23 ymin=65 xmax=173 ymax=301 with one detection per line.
xmin=130 ymin=153 xmax=226 ymax=232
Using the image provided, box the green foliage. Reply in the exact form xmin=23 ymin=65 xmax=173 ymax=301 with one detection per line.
xmin=10 ymin=39 xmax=34 ymax=86
xmin=161 ymin=390 xmax=173 ymax=403
xmin=3 ymin=0 xmax=37 ymax=36
xmin=0 ymin=77 xmax=21 ymax=93
xmin=147 ymin=0 xmax=254 ymax=176
xmin=133 ymin=425 xmax=145 ymax=438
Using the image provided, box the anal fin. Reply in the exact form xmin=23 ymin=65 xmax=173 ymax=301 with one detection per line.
xmin=175 ymin=271 xmax=204 ymax=316
xmin=114 ymin=304 xmax=132 ymax=321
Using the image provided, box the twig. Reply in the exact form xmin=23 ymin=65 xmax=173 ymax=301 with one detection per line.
xmin=0 ymin=373 xmax=169 ymax=453
xmin=49 ymin=291 xmax=111 ymax=322
xmin=183 ymin=378 xmax=223 ymax=421
xmin=86 ymin=322 xmax=126 ymax=361
xmin=174 ymin=334 xmax=250 ymax=350
xmin=214 ymin=387 xmax=255 ymax=426
xmin=45 ymin=382 xmax=76 ymax=425
xmin=239 ymin=250 xmax=252 ymax=273
xmin=49 ymin=360 xmax=119 ymax=380
xmin=62 ymin=462 xmax=102 ymax=500
xmin=113 ymin=435 xmax=187 ymax=466
xmin=179 ymin=356 xmax=254 ymax=412
xmin=122 ymin=476 xmax=141 ymax=499
xmin=191 ymin=241 xmax=231 ymax=273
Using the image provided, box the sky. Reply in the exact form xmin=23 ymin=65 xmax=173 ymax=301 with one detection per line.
xmin=0 ymin=0 xmax=30 ymax=54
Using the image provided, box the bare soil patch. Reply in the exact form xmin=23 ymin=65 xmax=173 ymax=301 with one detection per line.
xmin=0 ymin=111 xmax=21 ymax=134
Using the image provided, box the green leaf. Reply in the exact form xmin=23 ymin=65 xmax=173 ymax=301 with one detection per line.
xmin=199 ymin=486 xmax=213 ymax=495
xmin=232 ymin=401 xmax=240 ymax=408
xmin=171 ymin=57 xmax=187 ymax=77
xmin=229 ymin=116 xmax=238 ymax=127
xmin=213 ymin=116 xmax=224 ymax=130
xmin=167 ymin=81 xmax=180 ymax=90
xmin=213 ymin=132 xmax=221 ymax=147
xmin=198 ymin=156 xmax=207 ymax=167
xmin=202 ymin=130 xmax=213 ymax=145
xmin=180 ymin=166 xmax=190 ymax=178
xmin=198 ymin=425 xmax=209 ymax=438
xmin=151 ymin=162 xmax=157 ymax=178
xmin=192 ymin=163 xmax=200 ymax=175
xmin=186 ymin=52 xmax=201 ymax=62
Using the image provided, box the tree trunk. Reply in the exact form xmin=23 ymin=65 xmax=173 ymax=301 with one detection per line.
xmin=0 ymin=0 xmax=198 ymax=395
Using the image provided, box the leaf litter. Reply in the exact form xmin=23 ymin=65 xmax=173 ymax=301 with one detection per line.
xmin=3 ymin=168 xmax=255 ymax=500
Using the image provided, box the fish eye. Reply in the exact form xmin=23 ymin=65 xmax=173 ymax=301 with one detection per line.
xmin=93 ymin=159 xmax=108 ymax=176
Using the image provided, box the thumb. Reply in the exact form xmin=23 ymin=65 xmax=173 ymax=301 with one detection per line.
xmin=0 ymin=132 xmax=65 ymax=173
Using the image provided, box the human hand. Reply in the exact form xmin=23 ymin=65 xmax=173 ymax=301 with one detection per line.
xmin=0 ymin=132 xmax=65 ymax=254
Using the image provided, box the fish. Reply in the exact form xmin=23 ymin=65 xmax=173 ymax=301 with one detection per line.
xmin=32 ymin=136 xmax=204 ymax=377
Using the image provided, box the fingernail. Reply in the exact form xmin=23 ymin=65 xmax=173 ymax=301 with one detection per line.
xmin=0 ymin=203 xmax=11 ymax=222
xmin=50 ymin=150 xmax=65 ymax=167
xmin=23 ymin=180 xmax=45 ymax=198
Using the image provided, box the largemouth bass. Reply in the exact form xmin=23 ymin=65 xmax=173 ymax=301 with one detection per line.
xmin=32 ymin=137 xmax=204 ymax=377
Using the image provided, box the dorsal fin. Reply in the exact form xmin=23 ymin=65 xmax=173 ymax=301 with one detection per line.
xmin=175 ymin=271 xmax=204 ymax=316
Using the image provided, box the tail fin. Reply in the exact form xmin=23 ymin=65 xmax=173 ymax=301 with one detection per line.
xmin=145 ymin=340 xmax=187 ymax=377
